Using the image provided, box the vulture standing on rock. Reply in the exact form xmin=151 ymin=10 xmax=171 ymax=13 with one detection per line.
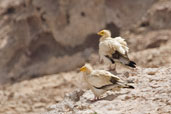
xmin=97 ymin=29 xmax=136 ymax=71
xmin=80 ymin=63 xmax=134 ymax=101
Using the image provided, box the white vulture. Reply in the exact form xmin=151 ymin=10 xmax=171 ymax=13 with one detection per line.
xmin=80 ymin=63 xmax=134 ymax=101
xmin=97 ymin=29 xmax=136 ymax=70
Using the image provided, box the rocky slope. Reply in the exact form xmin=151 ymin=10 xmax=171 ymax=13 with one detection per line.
xmin=1 ymin=64 xmax=171 ymax=114
xmin=45 ymin=66 xmax=171 ymax=114
xmin=0 ymin=38 xmax=171 ymax=113
xmin=0 ymin=71 xmax=80 ymax=114
xmin=0 ymin=0 xmax=171 ymax=114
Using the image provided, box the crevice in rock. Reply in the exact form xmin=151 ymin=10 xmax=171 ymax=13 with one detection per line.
xmin=140 ymin=21 xmax=150 ymax=27
xmin=66 ymin=11 xmax=70 ymax=24
xmin=36 ymin=7 xmax=41 ymax=11
xmin=3 ymin=7 xmax=16 ymax=15
xmin=80 ymin=12 xmax=86 ymax=17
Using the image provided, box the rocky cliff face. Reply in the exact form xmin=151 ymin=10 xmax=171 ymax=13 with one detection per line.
xmin=0 ymin=0 xmax=156 ymax=84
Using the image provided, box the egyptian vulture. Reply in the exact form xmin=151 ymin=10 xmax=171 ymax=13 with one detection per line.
xmin=98 ymin=29 xmax=136 ymax=70
xmin=80 ymin=63 xmax=134 ymax=101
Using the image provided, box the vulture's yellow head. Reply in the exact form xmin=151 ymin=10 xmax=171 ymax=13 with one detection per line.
xmin=97 ymin=29 xmax=111 ymax=37
xmin=80 ymin=63 xmax=93 ymax=74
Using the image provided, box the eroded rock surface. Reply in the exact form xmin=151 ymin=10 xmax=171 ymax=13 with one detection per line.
xmin=45 ymin=66 xmax=171 ymax=114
